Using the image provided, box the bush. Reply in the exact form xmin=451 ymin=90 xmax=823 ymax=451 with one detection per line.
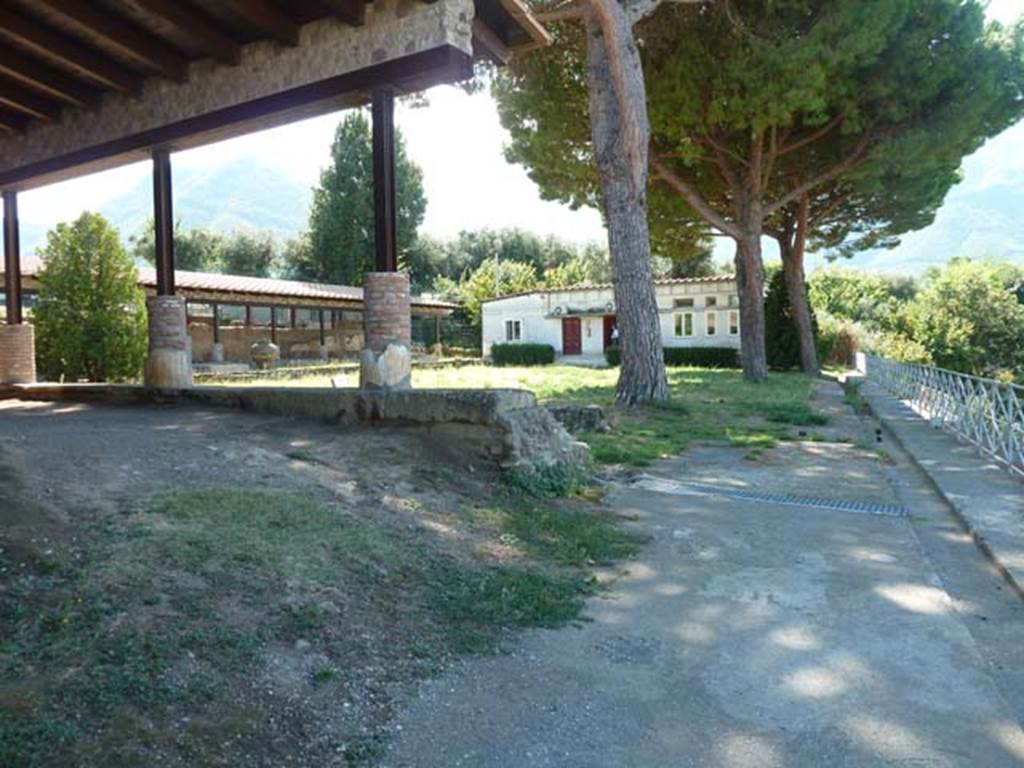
xmin=491 ymin=343 xmax=555 ymax=366
xmin=868 ymin=331 xmax=932 ymax=365
xmin=815 ymin=312 xmax=863 ymax=368
xmin=605 ymin=346 xmax=739 ymax=368
xmin=34 ymin=212 xmax=147 ymax=382
xmin=765 ymin=267 xmax=817 ymax=370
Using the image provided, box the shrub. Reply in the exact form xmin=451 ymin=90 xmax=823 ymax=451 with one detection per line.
xmin=868 ymin=331 xmax=932 ymax=365
xmin=815 ymin=312 xmax=863 ymax=368
xmin=34 ymin=212 xmax=147 ymax=382
xmin=605 ymin=346 xmax=739 ymax=368
xmin=765 ymin=267 xmax=817 ymax=370
xmin=491 ymin=343 xmax=555 ymax=366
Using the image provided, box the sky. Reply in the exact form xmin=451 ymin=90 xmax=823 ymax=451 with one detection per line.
xmin=11 ymin=0 xmax=1024 ymax=266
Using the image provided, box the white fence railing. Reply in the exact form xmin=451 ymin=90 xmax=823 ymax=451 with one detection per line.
xmin=861 ymin=354 xmax=1024 ymax=478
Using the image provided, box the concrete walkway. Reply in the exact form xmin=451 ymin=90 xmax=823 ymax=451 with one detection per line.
xmin=861 ymin=380 xmax=1024 ymax=597
xmin=382 ymin=383 xmax=1024 ymax=767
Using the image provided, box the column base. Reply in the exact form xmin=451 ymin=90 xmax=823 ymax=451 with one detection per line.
xmin=0 ymin=324 xmax=36 ymax=384
xmin=359 ymin=343 xmax=411 ymax=390
xmin=318 ymin=343 xmax=329 ymax=361
xmin=145 ymin=296 xmax=192 ymax=388
xmin=211 ymin=342 xmax=225 ymax=363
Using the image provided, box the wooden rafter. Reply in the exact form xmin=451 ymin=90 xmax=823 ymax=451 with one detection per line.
xmin=472 ymin=19 xmax=511 ymax=65
xmin=0 ymin=107 xmax=30 ymax=134
xmin=37 ymin=0 xmax=190 ymax=83
xmin=0 ymin=6 xmax=141 ymax=92
xmin=0 ymin=77 xmax=63 ymax=121
xmin=0 ymin=48 xmax=99 ymax=106
xmin=134 ymin=0 xmax=242 ymax=66
xmin=222 ymin=0 xmax=301 ymax=46
xmin=319 ymin=0 xmax=367 ymax=27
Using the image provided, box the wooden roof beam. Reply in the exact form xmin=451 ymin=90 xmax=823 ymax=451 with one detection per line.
xmin=222 ymin=0 xmax=301 ymax=46
xmin=0 ymin=77 xmax=63 ymax=121
xmin=0 ymin=7 xmax=141 ymax=93
xmin=37 ymin=0 xmax=190 ymax=83
xmin=134 ymin=0 xmax=242 ymax=66
xmin=472 ymin=19 xmax=510 ymax=65
xmin=0 ymin=49 xmax=100 ymax=107
xmin=320 ymin=0 xmax=367 ymax=27
xmin=0 ymin=107 xmax=30 ymax=134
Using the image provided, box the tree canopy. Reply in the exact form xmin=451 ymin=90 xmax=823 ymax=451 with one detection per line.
xmin=34 ymin=213 xmax=148 ymax=382
xmin=497 ymin=0 xmax=1024 ymax=379
xmin=296 ymin=112 xmax=425 ymax=286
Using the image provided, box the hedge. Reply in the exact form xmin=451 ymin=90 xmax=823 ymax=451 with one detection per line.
xmin=604 ymin=346 xmax=740 ymax=368
xmin=491 ymin=343 xmax=556 ymax=366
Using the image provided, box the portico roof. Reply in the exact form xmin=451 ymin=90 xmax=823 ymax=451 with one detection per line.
xmin=4 ymin=253 xmax=456 ymax=315
xmin=0 ymin=0 xmax=549 ymax=190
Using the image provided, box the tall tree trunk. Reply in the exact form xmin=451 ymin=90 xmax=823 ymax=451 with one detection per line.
xmin=734 ymin=231 xmax=768 ymax=381
xmin=779 ymin=198 xmax=819 ymax=375
xmin=583 ymin=8 xmax=668 ymax=405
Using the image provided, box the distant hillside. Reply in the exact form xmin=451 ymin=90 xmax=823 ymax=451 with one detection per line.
xmin=99 ymin=157 xmax=312 ymax=243
xmin=812 ymin=121 xmax=1024 ymax=274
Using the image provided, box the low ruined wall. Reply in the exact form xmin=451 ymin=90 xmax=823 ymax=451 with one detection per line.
xmin=4 ymin=384 xmax=589 ymax=472
xmin=188 ymin=321 xmax=364 ymax=362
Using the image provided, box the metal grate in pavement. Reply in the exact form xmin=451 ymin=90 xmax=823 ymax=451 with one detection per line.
xmin=631 ymin=476 xmax=910 ymax=518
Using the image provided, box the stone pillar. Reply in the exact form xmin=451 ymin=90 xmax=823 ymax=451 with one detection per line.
xmin=359 ymin=271 xmax=411 ymax=390
xmin=0 ymin=323 xmax=36 ymax=384
xmin=145 ymin=295 xmax=192 ymax=388
xmin=211 ymin=343 xmax=225 ymax=363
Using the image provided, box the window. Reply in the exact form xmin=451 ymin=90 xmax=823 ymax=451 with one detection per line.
xmin=504 ymin=319 xmax=522 ymax=341
xmin=728 ymin=310 xmax=739 ymax=336
xmin=706 ymin=311 xmax=717 ymax=336
xmin=705 ymin=296 xmax=718 ymax=308
xmin=673 ymin=297 xmax=694 ymax=308
xmin=674 ymin=312 xmax=694 ymax=337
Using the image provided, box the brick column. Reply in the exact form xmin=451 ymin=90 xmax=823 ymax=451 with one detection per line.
xmin=359 ymin=271 xmax=411 ymax=389
xmin=0 ymin=324 xmax=36 ymax=384
xmin=144 ymin=295 xmax=192 ymax=388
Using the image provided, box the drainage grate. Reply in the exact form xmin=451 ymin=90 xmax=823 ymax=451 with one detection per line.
xmin=631 ymin=476 xmax=909 ymax=518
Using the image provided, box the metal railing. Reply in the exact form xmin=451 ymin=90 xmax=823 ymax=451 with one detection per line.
xmin=863 ymin=355 xmax=1024 ymax=478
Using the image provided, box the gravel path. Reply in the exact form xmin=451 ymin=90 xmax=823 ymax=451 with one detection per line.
xmin=382 ymin=381 xmax=1024 ymax=767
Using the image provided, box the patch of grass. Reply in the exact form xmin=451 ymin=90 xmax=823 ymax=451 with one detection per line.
xmin=843 ymin=379 xmax=871 ymax=415
xmin=759 ymin=402 xmax=829 ymax=426
xmin=4 ymin=485 xmax=635 ymax=763
xmin=285 ymin=449 xmax=331 ymax=467
xmin=504 ymin=464 xmax=587 ymax=498
xmin=429 ymin=565 xmax=589 ymax=653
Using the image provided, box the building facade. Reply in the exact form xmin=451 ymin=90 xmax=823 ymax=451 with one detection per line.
xmin=481 ymin=276 xmax=742 ymax=358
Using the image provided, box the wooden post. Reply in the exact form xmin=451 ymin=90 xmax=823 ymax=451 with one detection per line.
xmin=152 ymin=149 xmax=175 ymax=296
xmin=2 ymin=190 xmax=21 ymax=325
xmin=435 ymin=314 xmax=442 ymax=352
xmin=270 ymin=307 xmax=277 ymax=344
xmin=245 ymin=305 xmax=252 ymax=327
xmin=212 ymin=303 xmax=220 ymax=344
xmin=318 ymin=309 xmax=326 ymax=346
xmin=372 ymin=88 xmax=397 ymax=272
xmin=290 ymin=307 xmax=296 ymax=328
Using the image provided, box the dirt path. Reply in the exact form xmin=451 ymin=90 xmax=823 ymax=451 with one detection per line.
xmin=382 ymin=380 xmax=1024 ymax=767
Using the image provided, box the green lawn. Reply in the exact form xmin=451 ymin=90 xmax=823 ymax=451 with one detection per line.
xmin=211 ymin=363 xmax=827 ymax=467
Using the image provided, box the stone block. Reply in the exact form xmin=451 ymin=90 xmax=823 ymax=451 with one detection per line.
xmin=359 ymin=343 xmax=411 ymax=390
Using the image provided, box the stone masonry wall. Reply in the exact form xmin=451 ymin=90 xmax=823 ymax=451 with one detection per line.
xmin=188 ymin=321 xmax=364 ymax=363
xmin=363 ymin=272 xmax=412 ymax=353
xmin=0 ymin=324 xmax=36 ymax=384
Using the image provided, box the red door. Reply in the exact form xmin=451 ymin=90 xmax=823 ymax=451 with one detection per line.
xmin=562 ymin=317 xmax=582 ymax=355
xmin=603 ymin=315 xmax=617 ymax=349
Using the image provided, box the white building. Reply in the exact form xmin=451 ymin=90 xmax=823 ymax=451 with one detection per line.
xmin=481 ymin=276 xmax=742 ymax=359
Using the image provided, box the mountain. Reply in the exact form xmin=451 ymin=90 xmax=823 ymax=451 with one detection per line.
xmin=98 ymin=157 xmax=312 ymax=243
xmin=809 ymin=121 xmax=1024 ymax=275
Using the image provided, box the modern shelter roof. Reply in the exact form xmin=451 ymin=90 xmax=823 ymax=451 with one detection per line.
xmin=5 ymin=253 xmax=456 ymax=314
xmin=0 ymin=0 xmax=549 ymax=189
